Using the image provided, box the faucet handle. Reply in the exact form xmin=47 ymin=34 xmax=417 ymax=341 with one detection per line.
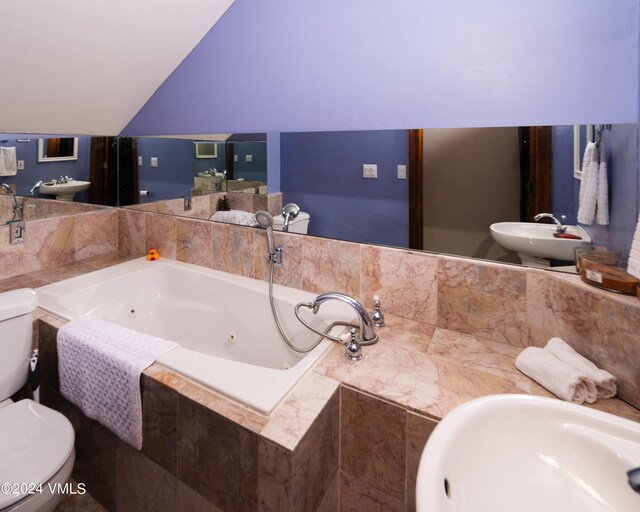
xmin=344 ymin=328 xmax=362 ymax=361
xmin=371 ymin=295 xmax=385 ymax=327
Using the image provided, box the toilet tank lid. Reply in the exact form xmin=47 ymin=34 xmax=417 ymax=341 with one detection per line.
xmin=273 ymin=211 xmax=310 ymax=225
xmin=0 ymin=288 xmax=38 ymax=322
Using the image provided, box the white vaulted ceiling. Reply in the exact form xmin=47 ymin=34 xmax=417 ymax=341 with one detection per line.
xmin=0 ymin=0 xmax=235 ymax=135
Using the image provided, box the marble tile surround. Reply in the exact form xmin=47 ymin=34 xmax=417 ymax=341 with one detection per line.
xmin=0 ymin=209 xmax=118 ymax=280
xmin=127 ymin=211 xmax=640 ymax=409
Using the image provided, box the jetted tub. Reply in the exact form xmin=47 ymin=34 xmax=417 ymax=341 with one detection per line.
xmin=37 ymin=258 xmax=355 ymax=415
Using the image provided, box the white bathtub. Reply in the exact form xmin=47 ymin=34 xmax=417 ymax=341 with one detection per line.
xmin=36 ymin=258 xmax=354 ymax=415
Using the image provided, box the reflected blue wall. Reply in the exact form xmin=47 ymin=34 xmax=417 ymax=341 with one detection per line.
xmin=280 ymin=130 xmax=409 ymax=247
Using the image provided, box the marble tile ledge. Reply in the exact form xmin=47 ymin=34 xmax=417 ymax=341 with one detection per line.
xmin=5 ymin=254 xmax=636 ymax=453
xmin=315 ymin=313 xmax=640 ymax=423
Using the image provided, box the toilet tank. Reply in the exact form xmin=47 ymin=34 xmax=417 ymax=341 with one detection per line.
xmin=273 ymin=212 xmax=310 ymax=234
xmin=0 ymin=289 xmax=38 ymax=401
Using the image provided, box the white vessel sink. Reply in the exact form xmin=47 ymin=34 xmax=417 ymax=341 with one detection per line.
xmin=40 ymin=180 xmax=90 ymax=201
xmin=416 ymin=395 xmax=640 ymax=512
xmin=490 ymin=222 xmax=591 ymax=261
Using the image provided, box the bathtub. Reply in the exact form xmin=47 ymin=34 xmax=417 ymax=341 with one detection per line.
xmin=36 ymin=258 xmax=355 ymax=415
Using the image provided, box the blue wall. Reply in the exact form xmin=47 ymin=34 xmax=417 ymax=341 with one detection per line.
xmin=123 ymin=0 xmax=639 ymax=136
xmin=0 ymin=135 xmax=91 ymax=201
xmin=136 ymin=138 xmax=196 ymax=203
xmin=231 ymin=141 xmax=267 ymax=181
xmin=280 ymin=130 xmax=409 ymax=247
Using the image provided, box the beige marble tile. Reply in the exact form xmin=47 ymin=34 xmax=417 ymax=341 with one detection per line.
xmin=258 ymin=439 xmax=291 ymax=512
xmin=118 ymin=208 xmax=145 ymax=256
xmin=0 ymin=273 xmax=48 ymax=292
xmin=191 ymin=194 xmax=213 ymax=220
xmin=144 ymin=213 xmax=177 ymax=259
xmin=315 ymin=471 xmax=339 ymax=512
xmin=144 ymin=364 xmax=268 ymax=434
xmin=267 ymin=193 xmax=283 ymax=217
xmin=210 ymin=222 xmax=254 ymax=277
xmin=69 ymin=406 xmax=118 ymax=511
xmin=526 ymin=270 xmax=640 ymax=409
xmin=116 ymin=440 xmax=178 ymax=511
xmin=438 ymin=256 xmax=528 ymax=346
xmin=74 ymin=210 xmax=118 ymax=261
xmin=361 ymin=245 xmax=438 ymax=324
xmin=406 ymin=413 xmax=438 ymax=510
xmin=141 ymin=374 xmax=177 ymax=475
xmin=0 ymin=216 xmax=76 ymax=280
xmin=177 ymin=481 xmax=224 ymax=512
xmin=253 ymin=230 xmax=304 ymax=289
xmin=176 ymin=217 xmax=213 ymax=268
xmin=340 ymin=471 xmax=404 ymax=512
xmin=229 ymin=192 xmax=254 ymax=212
xmin=290 ymin=391 xmax=339 ymax=512
xmin=177 ymin=396 xmax=259 ymax=512
xmin=261 ymin=371 xmax=340 ymax=451
xmin=341 ymin=387 xmax=406 ymax=500
xmin=302 ymin=236 xmax=361 ymax=297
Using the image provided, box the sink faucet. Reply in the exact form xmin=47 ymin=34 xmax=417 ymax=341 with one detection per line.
xmin=1 ymin=183 xmax=23 ymax=221
xmin=311 ymin=292 xmax=378 ymax=344
xmin=30 ymin=180 xmax=43 ymax=196
xmin=56 ymin=175 xmax=70 ymax=184
xmin=534 ymin=213 xmax=567 ymax=234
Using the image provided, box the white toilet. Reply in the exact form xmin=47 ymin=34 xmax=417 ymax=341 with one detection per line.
xmin=272 ymin=211 xmax=310 ymax=234
xmin=0 ymin=289 xmax=75 ymax=512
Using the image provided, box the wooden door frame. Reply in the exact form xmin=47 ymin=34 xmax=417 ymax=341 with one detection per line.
xmin=407 ymin=127 xmax=552 ymax=249
xmin=408 ymin=129 xmax=424 ymax=250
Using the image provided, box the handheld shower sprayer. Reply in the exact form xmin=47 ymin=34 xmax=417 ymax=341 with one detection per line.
xmin=254 ymin=210 xmax=280 ymax=264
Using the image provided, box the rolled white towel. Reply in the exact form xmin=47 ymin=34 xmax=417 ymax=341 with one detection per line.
xmin=210 ymin=209 xmax=257 ymax=226
xmin=515 ymin=347 xmax=597 ymax=404
xmin=544 ymin=337 xmax=616 ymax=398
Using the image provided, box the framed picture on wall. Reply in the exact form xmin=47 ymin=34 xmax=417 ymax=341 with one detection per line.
xmin=195 ymin=142 xmax=218 ymax=159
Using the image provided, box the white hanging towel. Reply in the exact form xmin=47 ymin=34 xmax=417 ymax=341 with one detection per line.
xmin=577 ymin=142 xmax=598 ymax=225
xmin=0 ymin=147 xmax=17 ymax=176
xmin=596 ymin=144 xmax=609 ymax=225
xmin=57 ymin=315 xmax=179 ymax=449
xmin=627 ymin=214 xmax=640 ymax=279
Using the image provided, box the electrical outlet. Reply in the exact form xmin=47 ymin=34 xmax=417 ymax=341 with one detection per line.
xmin=138 ymin=156 xmax=143 ymax=166
xmin=234 ymin=155 xmax=238 ymax=162
xmin=151 ymin=157 xmax=158 ymax=167
xmin=397 ymin=164 xmax=407 ymax=179
xmin=17 ymin=160 xmax=25 ymax=170
xmin=363 ymin=164 xmax=377 ymax=179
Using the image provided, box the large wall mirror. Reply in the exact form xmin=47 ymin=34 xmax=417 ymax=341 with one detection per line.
xmin=1 ymin=125 xmax=637 ymax=274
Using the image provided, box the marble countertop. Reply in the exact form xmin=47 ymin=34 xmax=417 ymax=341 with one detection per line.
xmin=3 ymin=253 xmax=639 ymax=454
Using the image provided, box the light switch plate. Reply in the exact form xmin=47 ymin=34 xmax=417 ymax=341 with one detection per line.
xmin=138 ymin=156 xmax=143 ymax=166
xmin=151 ymin=157 xmax=158 ymax=167
xmin=397 ymin=164 xmax=407 ymax=179
xmin=363 ymin=164 xmax=377 ymax=178
xmin=234 ymin=155 xmax=239 ymax=162
xmin=17 ymin=160 xmax=25 ymax=170
xmin=246 ymin=154 xmax=253 ymax=162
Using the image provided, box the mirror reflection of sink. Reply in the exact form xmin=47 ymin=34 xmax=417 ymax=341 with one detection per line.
xmin=416 ymin=394 xmax=640 ymax=512
xmin=490 ymin=222 xmax=591 ymax=263
xmin=39 ymin=180 xmax=91 ymax=201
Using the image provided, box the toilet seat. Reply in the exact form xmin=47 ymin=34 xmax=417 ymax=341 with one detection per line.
xmin=0 ymin=400 xmax=75 ymax=510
